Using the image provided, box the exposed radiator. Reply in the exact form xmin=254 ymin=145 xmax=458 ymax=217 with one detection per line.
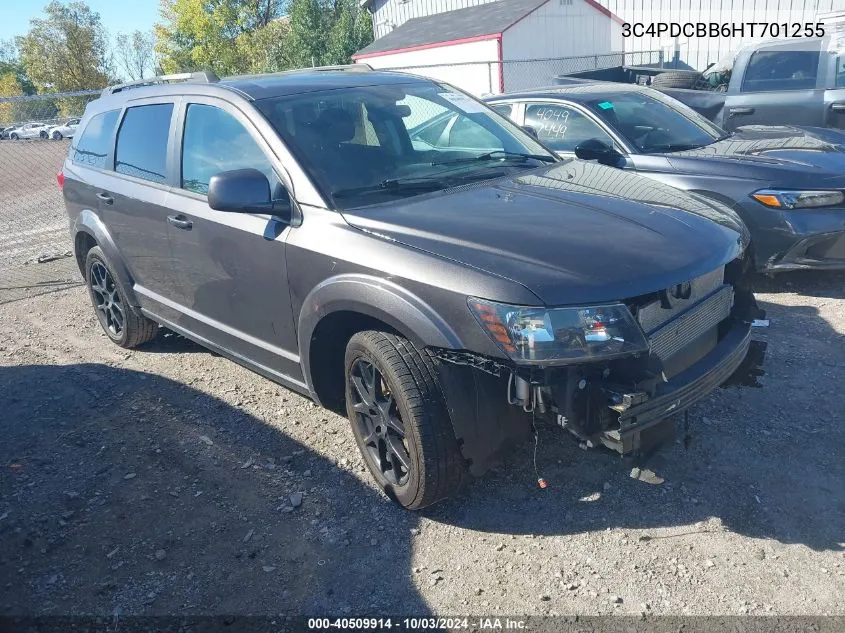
xmin=647 ymin=285 xmax=734 ymax=361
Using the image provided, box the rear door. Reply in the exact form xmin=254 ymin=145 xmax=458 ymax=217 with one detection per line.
xmin=724 ymin=46 xmax=826 ymax=130
xmin=163 ymin=97 xmax=301 ymax=381
xmin=96 ymin=98 xmax=183 ymax=316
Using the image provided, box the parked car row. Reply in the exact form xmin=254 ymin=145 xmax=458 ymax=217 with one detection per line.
xmin=60 ymin=66 xmax=839 ymax=511
xmin=0 ymin=118 xmax=79 ymax=140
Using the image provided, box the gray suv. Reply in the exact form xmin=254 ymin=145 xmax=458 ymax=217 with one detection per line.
xmin=61 ymin=68 xmax=762 ymax=509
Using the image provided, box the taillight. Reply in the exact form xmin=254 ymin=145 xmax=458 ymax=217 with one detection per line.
xmin=57 ymin=171 xmax=65 ymax=189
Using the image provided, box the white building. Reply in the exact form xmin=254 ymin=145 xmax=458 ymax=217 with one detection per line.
xmin=354 ymin=0 xmax=623 ymax=95
xmin=360 ymin=0 xmax=844 ymax=73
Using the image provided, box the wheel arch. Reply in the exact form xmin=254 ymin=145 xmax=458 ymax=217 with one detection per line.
xmin=73 ymin=209 xmax=140 ymax=307
xmin=298 ymin=275 xmax=463 ymax=412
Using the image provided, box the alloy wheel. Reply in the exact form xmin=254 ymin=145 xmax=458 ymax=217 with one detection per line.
xmin=89 ymin=261 xmax=125 ymax=337
xmin=348 ymin=358 xmax=411 ymax=486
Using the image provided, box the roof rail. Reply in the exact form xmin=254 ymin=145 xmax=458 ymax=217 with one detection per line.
xmin=103 ymin=71 xmax=220 ymax=95
xmin=310 ymin=63 xmax=373 ymax=72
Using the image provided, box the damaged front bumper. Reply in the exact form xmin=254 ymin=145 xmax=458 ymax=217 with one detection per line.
xmin=432 ymin=258 xmax=764 ymax=475
xmin=602 ymin=321 xmax=751 ymax=453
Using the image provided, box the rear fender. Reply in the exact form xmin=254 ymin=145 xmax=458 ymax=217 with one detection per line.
xmin=73 ymin=209 xmax=140 ymax=307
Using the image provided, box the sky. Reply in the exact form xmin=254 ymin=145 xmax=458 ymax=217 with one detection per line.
xmin=0 ymin=0 xmax=160 ymax=42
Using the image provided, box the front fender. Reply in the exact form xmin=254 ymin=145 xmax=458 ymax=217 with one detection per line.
xmin=297 ymin=274 xmax=463 ymax=393
xmin=73 ymin=209 xmax=140 ymax=307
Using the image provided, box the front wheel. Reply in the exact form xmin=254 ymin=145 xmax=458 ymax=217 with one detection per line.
xmin=9 ymin=133 xmax=18 ymax=140
xmin=52 ymin=131 xmax=62 ymax=140
xmin=344 ymin=331 xmax=466 ymax=509
xmin=39 ymin=130 xmax=48 ymax=139
xmin=85 ymin=246 xmax=158 ymax=348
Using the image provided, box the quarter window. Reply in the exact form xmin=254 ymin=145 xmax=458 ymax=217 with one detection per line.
xmin=524 ymin=103 xmax=614 ymax=152
xmin=741 ymin=50 xmax=820 ymax=92
xmin=72 ymin=110 xmax=120 ymax=169
xmin=181 ymin=104 xmax=279 ymax=196
xmin=115 ymin=104 xmax=173 ymax=183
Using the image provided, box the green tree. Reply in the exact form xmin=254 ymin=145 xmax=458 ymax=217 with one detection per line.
xmin=0 ymin=39 xmax=36 ymax=95
xmin=155 ymin=0 xmax=284 ymax=75
xmin=115 ymin=30 xmax=156 ymax=80
xmin=16 ymin=1 xmax=112 ymax=92
xmin=287 ymin=0 xmax=326 ymax=68
xmin=326 ymin=0 xmax=373 ymax=65
xmin=0 ymin=72 xmax=24 ymax=125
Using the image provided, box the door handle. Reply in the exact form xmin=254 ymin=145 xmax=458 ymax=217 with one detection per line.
xmin=830 ymin=102 xmax=845 ymax=113
xmin=728 ymin=107 xmax=755 ymax=116
xmin=96 ymin=192 xmax=113 ymax=205
xmin=167 ymin=214 xmax=193 ymax=230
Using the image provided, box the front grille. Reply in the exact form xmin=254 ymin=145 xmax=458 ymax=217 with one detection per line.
xmin=647 ymin=286 xmax=734 ymax=361
xmin=636 ymin=267 xmax=725 ymax=333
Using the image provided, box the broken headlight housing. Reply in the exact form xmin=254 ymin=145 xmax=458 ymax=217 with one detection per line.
xmin=468 ymin=298 xmax=649 ymax=364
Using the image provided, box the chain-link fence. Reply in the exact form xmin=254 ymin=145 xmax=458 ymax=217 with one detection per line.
xmin=0 ymin=89 xmax=100 ymax=304
xmin=377 ymin=50 xmax=672 ymax=95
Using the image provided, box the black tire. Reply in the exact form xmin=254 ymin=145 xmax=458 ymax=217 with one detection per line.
xmin=85 ymin=246 xmax=158 ymax=348
xmin=52 ymin=131 xmax=62 ymax=140
xmin=39 ymin=130 xmax=48 ymax=139
xmin=344 ymin=330 xmax=466 ymax=509
xmin=9 ymin=133 xmax=18 ymax=140
xmin=651 ymin=70 xmax=702 ymax=89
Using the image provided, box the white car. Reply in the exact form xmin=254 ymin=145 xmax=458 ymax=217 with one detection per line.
xmin=6 ymin=122 xmax=51 ymax=140
xmin=48 ymin=118 xmax=80 ymax=140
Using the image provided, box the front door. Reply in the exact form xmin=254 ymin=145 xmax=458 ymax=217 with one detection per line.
xmin=163 ymin=98 xmax=301 ymax=383
xmin=724 ymin=48 xmax=826 ymax=130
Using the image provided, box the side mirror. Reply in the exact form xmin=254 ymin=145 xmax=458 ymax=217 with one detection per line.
xmin=208 ymin=168 xmax=285 ymax=215
xmin=521 ymin=125 xmax=539 ymax=139
xmin=574 ymin=138 xmax=621 ymax=166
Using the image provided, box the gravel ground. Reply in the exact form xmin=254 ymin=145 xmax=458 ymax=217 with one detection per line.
xmin=0 ymin=271 xmax=843 ymax=618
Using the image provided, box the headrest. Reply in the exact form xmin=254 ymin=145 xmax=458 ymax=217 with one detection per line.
xmin=316 ymin=107 xmax=356 ymax=144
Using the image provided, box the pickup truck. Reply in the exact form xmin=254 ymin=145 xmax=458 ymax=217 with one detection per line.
xmin=558 ymin=37 xmax=845 ymax=132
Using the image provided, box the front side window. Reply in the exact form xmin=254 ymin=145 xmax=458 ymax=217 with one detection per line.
xmin=524 ymin=103 xmax=614 ymax=152
xmin=585 ymin=91 xmax=724 ymax=153
xmin=256 ymin=82 xmax=554 ymax=208
xmin=72 ymin=109 xmax=120 ymax=169
xmin=741 ymin=50 xmax=820 ymax=92
xmin=115 ymin=103 xmax=173 ymax=183
xmin=181 ymin=104 xmax=278 ymax=195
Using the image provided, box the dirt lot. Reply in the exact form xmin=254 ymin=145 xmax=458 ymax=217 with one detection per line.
xmin=0 ymin=271 xmax=843 ymax=618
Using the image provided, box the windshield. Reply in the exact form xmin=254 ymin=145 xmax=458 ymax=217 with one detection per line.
xmin=583 ymin=91 xmax=726 ymax=153
xmin=256 ymin=81 xmax=555 ymax=208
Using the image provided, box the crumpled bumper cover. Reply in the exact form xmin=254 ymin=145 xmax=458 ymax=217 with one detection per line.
xmin=614 ymin=321 xmax=752 ymax=434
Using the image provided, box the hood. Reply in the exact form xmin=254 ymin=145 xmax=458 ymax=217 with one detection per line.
xmin=341 ymin=162 xmax=745 ymax=305
xmin=667 ymin=125 xmax=845 ymax=185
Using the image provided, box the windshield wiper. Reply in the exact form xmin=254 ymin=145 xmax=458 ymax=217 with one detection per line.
xmin=644 ymin=143 xmax=704 ymax=153
xmin=430 ymin=150 xmax=556 ymax=166
xmin=331 ymin=178 xmax=447 ymax=199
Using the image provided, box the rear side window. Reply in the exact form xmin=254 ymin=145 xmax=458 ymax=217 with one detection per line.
xmin=115 ymin=104 xmax=173 ymax=183
xmin=181 ymin=104 xmax=279 ymax=195
xmin=72 ymin=110 xmax=119 ymax=168
xmin=741 ymin=50 xmax=820 ymax=92
xmin=525 ymin=103 xmax=614 ymax=152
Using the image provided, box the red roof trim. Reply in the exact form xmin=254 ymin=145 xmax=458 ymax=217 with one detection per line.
xmin=582 ymin=0 xmax=624 ymax=25
xmin=352 ymin=33 xmax=501 ymax=60
xmin=504 ymin=0 xmax=553 ymax=31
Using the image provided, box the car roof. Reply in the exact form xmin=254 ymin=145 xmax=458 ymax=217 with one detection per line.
xmin=487 ymin=82 xmax=655 ymax=103
xmin=91 ymin=68 xmax=433 ymax=111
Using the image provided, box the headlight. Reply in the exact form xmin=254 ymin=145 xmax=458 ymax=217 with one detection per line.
xmin=468 ymin=298 xmax=649 ymax=364
xmin=752 ymin=189 xmax=845 ymax=209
